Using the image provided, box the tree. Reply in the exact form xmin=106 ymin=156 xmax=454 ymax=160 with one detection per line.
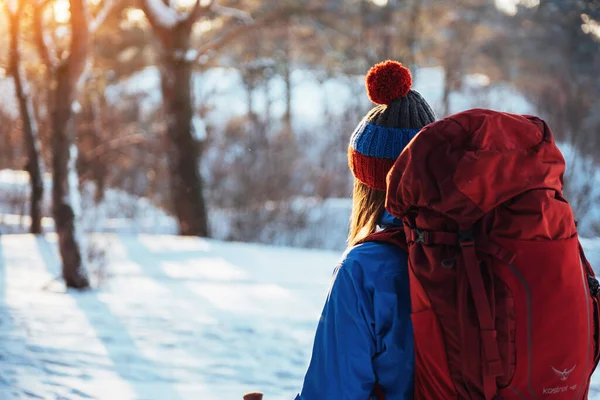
xmin=489 ymin=0 xmax=600 ymax=149
xmin=139 ymin=0 xmax=253 ymax=237
xmin=34 ymin=0 xmax=118 ymax=289
xmin=6 ymin=0 xmax=45 ymax=234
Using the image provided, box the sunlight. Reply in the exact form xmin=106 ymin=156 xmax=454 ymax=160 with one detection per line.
xmin=371 ymin=0 xmax=388 ymax=6
xmin=50 ymin=0 xmax=102 ymax=23
xmin=53 ymin=0 xmax=70 ymax=23
xmin=126 ymin=8 xmax=146 ymax=24
xmin=195 ymin=19 xmax=222 ymax=33
xmin=495 ymin=0 xmax=539 ymax=16
xmin=174 ymin=0 xmax=214 ymax=7
xmin=495 ymin=0 xmax=517 ymax=15
xmin=582 ymin=14 xmax=600 ymax=38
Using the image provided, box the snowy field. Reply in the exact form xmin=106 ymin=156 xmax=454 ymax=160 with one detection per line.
xmin=1 ymin=234 xmax=600 ymax=400
xmin=0 ymin=234 xmax=339 ymax=399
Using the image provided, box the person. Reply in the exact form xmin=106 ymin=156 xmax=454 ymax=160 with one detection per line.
xmin=295 ymin=60 xmax=436 ymax=400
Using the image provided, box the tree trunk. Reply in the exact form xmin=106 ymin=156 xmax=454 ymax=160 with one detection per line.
xmin=160 ymin=47 xmax=209 ymax=237
xmin=406 ymin=0 xmax=422 ymax=72
xmin=442 ymin=66 xmax=451 ymax=117
xmin=89 ymin=92 xmax=107 ymax=203
xmin=245 ymin=79 xmax=255 ymax=120
xmin=381 ymin=0 xmax=395 ymax=59
xmin=282 ymin=23 xmax=293 ymax=135
xmin=9 ymin=8 xmax=44 ymax=234
xmin=263 ymin=77 xmax=271 ymax=132
xmin=51 ymin=64 xmax=89 ymax=289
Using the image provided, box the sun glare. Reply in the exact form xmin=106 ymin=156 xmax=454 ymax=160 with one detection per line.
xmin=174 ymin=0 xmax=214 ymax=7
xmin=371 ymin=0 xmax=388 ymax=6
xmin=582 ymin=14 xmax=600 ymax=38
xmin=53 ymin=0 xmax=71 ymax=23
xmin=126 ymin=8 xmax=146 ymax=23
xmin=495 ymin=0 xmax=540 ymax=15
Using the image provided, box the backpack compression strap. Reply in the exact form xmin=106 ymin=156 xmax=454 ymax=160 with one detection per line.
xmin=459 ymin=230 xmax=503 ymax=398
xmin=404 ymin=225 xmax=509 ymax=398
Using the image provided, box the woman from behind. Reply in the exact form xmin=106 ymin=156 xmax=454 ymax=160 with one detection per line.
xmin=295 ymin=60 xmax=436 ymax=400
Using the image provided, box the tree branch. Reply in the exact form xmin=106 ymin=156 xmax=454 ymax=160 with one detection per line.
xmin=33 ymin=0 xmax=59 ymax=71
xmin=90 ymin=0 xmax=120 ymax=33
xmin=84 ymin=134 xmax=147 ymax=161
xmin=195 ymin=6 xmax=324 ymax=62
xmin=140 ymin=0 xmax=181 ymax=30
xmin=184 ymin=0 xmax=251 ymax=31
xmin=66 ymin=0 xmax=91 ymax=89
xmin=4 ymin=0 xmax=25 ymax=18
xmin=210 ymin=3 xmax=253 ymax=24
xmin=185 ymin=0 xmax=213 ymax=24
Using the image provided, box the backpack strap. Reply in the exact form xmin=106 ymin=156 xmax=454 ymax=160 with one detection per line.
xmin=403 ymin=224 xmax=506 ymax=397
xmin=459 ymin=229 xmax=503 ymax=398
xmin=403 ymin=226 xmax=457 ymax=246
xmin=361 ymin=227 xmax=408 ymax=252
xmin=371 ymin=382 xmax=386 ymax=400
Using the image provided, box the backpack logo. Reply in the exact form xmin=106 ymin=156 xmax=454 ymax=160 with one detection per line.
xmin=552 ymin=365 xmax=576 ymax=381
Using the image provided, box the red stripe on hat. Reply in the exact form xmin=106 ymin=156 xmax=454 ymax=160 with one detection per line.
xmin=348 ymin=150 xmax=395 ymax=191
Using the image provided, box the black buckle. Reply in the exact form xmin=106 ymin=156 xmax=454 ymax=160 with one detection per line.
xmin=459 ymin=230 xmax=475 ymax=247
xmin=414 ymin=229 xmax=426 ymax=244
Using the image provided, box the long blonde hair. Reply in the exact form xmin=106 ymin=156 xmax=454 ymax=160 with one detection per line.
xmin=347 ymin=180 xmax=386 ymax=247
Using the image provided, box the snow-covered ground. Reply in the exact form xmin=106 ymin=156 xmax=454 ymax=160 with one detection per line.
xmin=0 ymin=234 xmax=599 ymax=400
xmin=0 ymin=234 xmax=339 ymax=399
xmin=0 ymin=170 xmax=177 ymax=236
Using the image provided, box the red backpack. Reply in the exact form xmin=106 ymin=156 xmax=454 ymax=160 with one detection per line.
xmin=368 ymin=109 xmax=600 ymax=399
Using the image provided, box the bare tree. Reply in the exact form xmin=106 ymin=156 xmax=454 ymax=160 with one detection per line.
xmin=6 ymin=0 xmax=45 ymax=234
xmin=33 ymin=0 xmax=117 ymax=289
xmin=139 ymin=0 xmax=253 ymax=237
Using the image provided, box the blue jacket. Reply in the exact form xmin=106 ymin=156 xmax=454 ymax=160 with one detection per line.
xmin=296 ymin=211 xmax=414 ymax=400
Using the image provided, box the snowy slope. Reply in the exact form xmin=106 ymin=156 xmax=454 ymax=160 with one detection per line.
xmin=0 ymin=234 xmax=599 ymax=400
xmin=0 ymin=234 xmax=338 ymax=400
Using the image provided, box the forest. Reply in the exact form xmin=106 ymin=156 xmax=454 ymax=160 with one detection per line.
xmin=0 ymin=0 xmax=599 ymax=289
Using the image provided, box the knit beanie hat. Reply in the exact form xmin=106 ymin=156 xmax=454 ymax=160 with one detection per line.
xmin=348 ymin=60 xmax=436 ymax=191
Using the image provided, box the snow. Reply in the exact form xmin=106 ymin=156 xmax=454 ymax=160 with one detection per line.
xmin=0 ymin=233 xmax=339 ymax=399
xmin=191 ymin=115 xmax=207 ymax=141
xmin=173 ymin=49 xmax=200 ymax=62
xmin=68 ymin=145 xmax=91 ymax=281
xmin=185 ymin=49 xmax=199 ymax=62
xmin=143 ymin=0 xmax=181 ymax=29
xmin=0 ymin=79 xmax=18 ymax=118
xmin=0 ymin=170 xmax=177 ymax=235
xmin=0 ymin=233 xmax=599 ymax=399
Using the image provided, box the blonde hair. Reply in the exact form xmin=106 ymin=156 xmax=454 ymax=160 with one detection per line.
xmin=347 ymin=180 xmax=386 ymax=247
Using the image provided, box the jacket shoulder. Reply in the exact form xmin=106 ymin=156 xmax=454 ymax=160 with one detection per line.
xmin=340 ymin=241 xmax=408 ymax=279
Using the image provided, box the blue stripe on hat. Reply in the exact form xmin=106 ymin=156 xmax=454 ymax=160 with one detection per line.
xmin=350 ymin=121 xmax=420 ymax=159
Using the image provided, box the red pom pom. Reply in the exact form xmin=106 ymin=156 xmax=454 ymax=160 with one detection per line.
xmin=366 ymin=60 xmax=412 ymax=105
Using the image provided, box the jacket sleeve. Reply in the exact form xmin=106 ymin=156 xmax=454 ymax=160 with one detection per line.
xmin=296 ymin=257 xmax=378 ymax=400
